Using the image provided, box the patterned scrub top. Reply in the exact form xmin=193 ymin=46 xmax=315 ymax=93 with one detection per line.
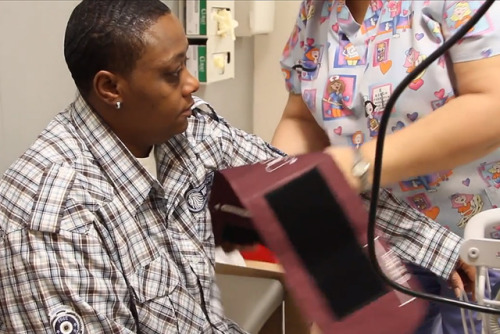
xmin=281 ymin=0 xmax=500 ymax=237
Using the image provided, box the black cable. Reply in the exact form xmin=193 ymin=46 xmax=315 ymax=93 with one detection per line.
xmin=367 ymin=0 xmax=500 ymax=315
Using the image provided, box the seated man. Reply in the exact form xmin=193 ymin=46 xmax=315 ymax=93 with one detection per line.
xmin=0 ymin=0 xmax=471 ymax=332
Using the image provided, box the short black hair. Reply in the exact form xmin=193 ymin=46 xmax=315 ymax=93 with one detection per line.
xmin=64 ymin=0 xmax=171 ymax=97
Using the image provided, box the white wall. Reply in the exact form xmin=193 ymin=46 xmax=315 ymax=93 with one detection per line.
xmin=253 ymin=1 xmax=301 ymax=142
xmin=0 ymin=1 xmax=79 ymax=173
xmin=0 ymin=1 xmax=255 ymax=174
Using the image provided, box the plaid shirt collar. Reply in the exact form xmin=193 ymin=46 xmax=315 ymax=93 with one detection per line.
xmin=69 ymin=94 xmax=164 ymax=214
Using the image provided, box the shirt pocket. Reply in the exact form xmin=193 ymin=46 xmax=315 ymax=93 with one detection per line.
xmin=129 ymin=254 xmax=186 ymax=333
xmin=130 ymin=253 xmax=180 ymax=303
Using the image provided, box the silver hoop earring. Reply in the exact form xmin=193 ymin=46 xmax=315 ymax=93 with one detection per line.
xmin=116 ymin=101 xmax=121 ymax=110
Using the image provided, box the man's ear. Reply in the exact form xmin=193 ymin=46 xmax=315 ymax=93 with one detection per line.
xmin=93 ymin=70 xmax=122 ymax=107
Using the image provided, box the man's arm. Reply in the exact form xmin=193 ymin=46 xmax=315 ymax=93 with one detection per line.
xmin=0 ymin=226 xmax=138 ymax=333
xmin=191 ymin=97 xmax=286 ymax=167
xmin=270 ymin=94 xmax=466 ymax=284
xmin=0 ymin=164 xmax=138 ymax=333
xmin=368 ymin=190 xmax=462 ymax=281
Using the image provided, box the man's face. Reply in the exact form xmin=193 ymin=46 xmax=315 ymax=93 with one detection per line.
xmin=116 ymin=14 xmax=199 ymax=154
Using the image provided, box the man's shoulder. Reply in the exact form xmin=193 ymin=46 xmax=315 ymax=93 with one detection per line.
xmin=0 ymin=116 xmax=110 ymax=234
xmin=4 ymin=113 xmax=87 ymax=183
xmin=184 ymin=97 xmax=232 ymax=141
xmin=190 ymin=97 xmax=225 ymax=124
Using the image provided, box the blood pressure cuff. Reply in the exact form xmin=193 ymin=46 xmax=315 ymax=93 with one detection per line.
xmin=209 ymin=152 xmax=427 ymax=334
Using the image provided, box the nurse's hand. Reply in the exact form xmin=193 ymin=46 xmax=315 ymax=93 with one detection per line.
xmin=323 ymin=145 xmax=365 ymax=192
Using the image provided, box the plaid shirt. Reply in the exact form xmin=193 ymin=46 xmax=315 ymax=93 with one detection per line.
xmin=0 ymin=95 xmax=460 ymax=333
